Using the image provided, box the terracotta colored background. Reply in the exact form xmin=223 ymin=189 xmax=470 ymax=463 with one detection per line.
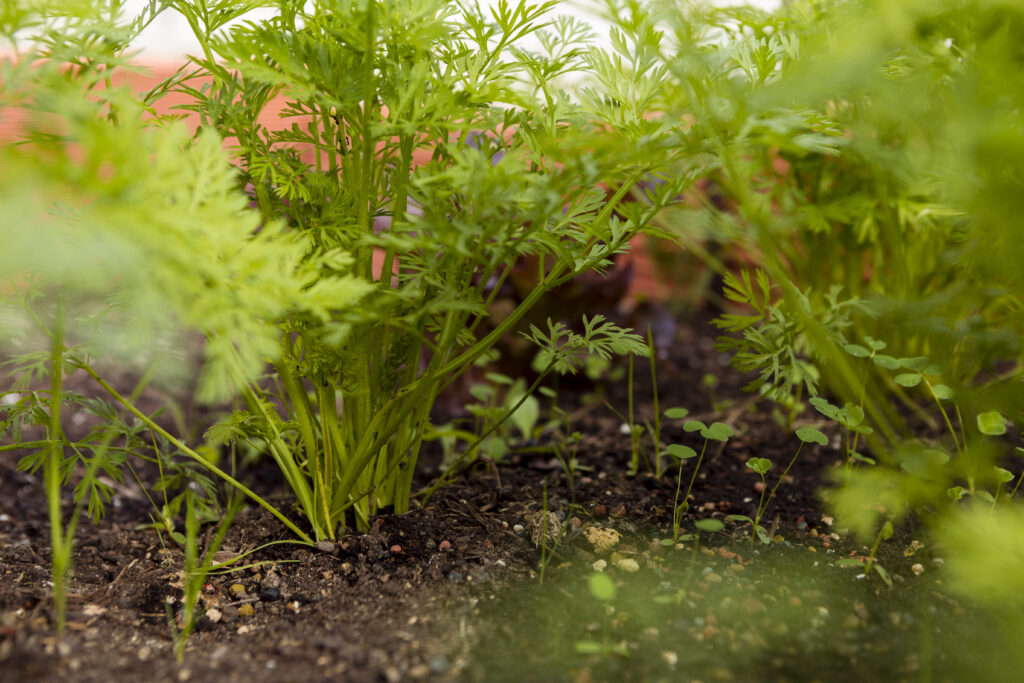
xmin=2 ymin=61 xmax=668 ymax=302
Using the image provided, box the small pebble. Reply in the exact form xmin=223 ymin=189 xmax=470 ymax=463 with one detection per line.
xmin=390 ymin=544 xmax=403 ymax=554
xmin=261 ymin=586 xmax=282 ymax=602
xmin=238 ymin=603 xmax=254 ymax=617
xmin=228 ymin=584 xmax=248 ymax=599
xmin=446 ymin=571 xmax=463 ymax=583
xmin=593 ymin=505 xmax=608 ymax=518
xmin=911 ymin=563 xmax=924 ymax=576
xmin=315 ymin=541 xmax=337 ymax=554
xmin=429 ymin=655 xmax=450 ymax=674
xmin=614 ymin=558 xmax=640 ymax=573
xmin=439 ymin=540 xmax=451 ymax=551
xmin=609 ymin=503 xmax=627 ymax=518
xmin=568 ymin=516 xmax=582 ymax=528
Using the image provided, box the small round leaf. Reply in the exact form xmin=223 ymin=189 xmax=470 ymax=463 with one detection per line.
xmin=864 ymin=336 xmax=887 ymax=351
xmin=873 ymin=354 xmax=900 ymax=370
xmin=664 ymin=407 xmax=690 ymax=420
xmin=746 ymin=457 xmax=772 ymax=475
xmin=844 ymin=344 xmax=870 ymax=358
xmin=796 ymin=427 xmax=828 ymax=445
xmin=665 ymin=444 xmax=697 ymax=460
xmin=931 ymin=384 xmax=954 ymax=400
xmin=900 ymin=356 xmax=930 ymax=371
xmin=894 ymin=373 xmax=922 ymax=388
xmin=683 ymin=419 xmax=706 ymax=433
xmin=976 ymin=411 xmax=1008 ymax=436
xmin=694 ymin=518 xmax=724 ymax=533
xmin=703 ymin=422 xmax=734 ymax=442
xmin=994 ymin=466 xmax=1014 ymax=484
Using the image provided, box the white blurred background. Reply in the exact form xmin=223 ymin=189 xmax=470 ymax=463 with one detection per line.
xmin=123 ymin=0 xmax=781 ymax=61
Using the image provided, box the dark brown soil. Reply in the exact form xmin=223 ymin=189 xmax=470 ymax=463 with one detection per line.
xmin=0 ymin=317 xmax=1006 ymax=682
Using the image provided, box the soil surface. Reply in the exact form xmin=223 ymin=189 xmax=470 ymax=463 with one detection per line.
xmin=0 ymin=316 xmax=1010 ymax=682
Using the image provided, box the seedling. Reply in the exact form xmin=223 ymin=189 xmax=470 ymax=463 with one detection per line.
xmin=836 ymin=520 xmax=894 ymax=587
xmin=169 ymin=491 xmax=241 ymax=662
xmin=575 ymin=572 xmax=630 ymax=658
xmin=728 ymin=427 xmax=828 ymax=544
xmin=809 ymin=396 xmax=874 ymax=474
xmin=665 ymin=419 xmax=733 ymax=542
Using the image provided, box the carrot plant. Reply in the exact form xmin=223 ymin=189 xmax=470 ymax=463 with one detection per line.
xmin=151 ymin=0 xmax=699 ymax=538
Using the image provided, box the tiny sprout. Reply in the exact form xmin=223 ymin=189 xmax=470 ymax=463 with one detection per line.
xmin=667 ymin=421 xmax=734 ymax=543
xmin=664 ymin=407 xmax=690 ymax=420
xmin=730 ymin=426 xmax=827 ymax=545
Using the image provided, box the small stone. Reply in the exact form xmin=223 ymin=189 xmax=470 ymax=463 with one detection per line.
xmin=438 ymin=540 xmax=452 ymax=551
xmin=584 ymin=526 xmax=621 ymax=554
xmin=238 ymin=603 xmax=254 ymax=617
xmin=593 ymin=505 xmax=608 ymax=518
xmin=592 ymin=559 xmax=607 ymax=572
xmin=446 ymin=571 xmax=463 ymax=582
xmin=410 ymin=664 xmax=431 ymax=679
xmin=512 ymin=524 xmax=526 ymax=537
xmin=178 ymin=669 xmax=191 ymax=682
xmin=221 ymin=606 xmax=240 ymax=623
xmin=205 ymin=608 xmax=223 ymax=623
xmin=315 ymin=541 xmax=337 ymax=554
xmin=614 ymin=558 xmax=640 ymax=573
xmin=237 ymin=625 xmax=251 ymax=635
xmin=568 ymin=517 xmax=582 ymax=528
xmin=429 ymin=655 xmax=449 ymax=674
xmin=137 ymin=646 xmax=152 ymax=661
xmin=262 ymin=571 xmax=281 ymax=589
xmin=649 ymin=540 xmax=662 ymax=554
xmin=384 ymin=667 xmax=401 ymax=683
xmin=390 ymin=544 xmax=403 ymax=554
xmin=911 ymin=563 xmax=925 ymax=576
xmin=228 ymin=583 xmax=248 ymax=599
xmin=261 ymin=586 xmax=281 ymax=602
xmin=609 ymin=504 xmax=627 ymax=518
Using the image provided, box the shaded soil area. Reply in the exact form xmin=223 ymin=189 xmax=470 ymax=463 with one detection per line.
xmin=0 ymin=317 xmax=1006 ymax=682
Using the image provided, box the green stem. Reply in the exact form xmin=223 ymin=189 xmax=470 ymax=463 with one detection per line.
xmin=46 ymin=294 xmax=68 ymax=633
xmin=682 ymin=439 xmax=709 ymax=512
xmin=758 ymin=442 xmax=805 ymax=528
xmin=81 ymin=364 xmax=313 ymax=544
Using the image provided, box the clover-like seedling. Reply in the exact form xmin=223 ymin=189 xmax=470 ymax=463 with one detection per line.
xmin=664 ymin=420 xmax=733 ymax=543
xmin=728 ymin=427 xmax=827 ymax=545
xmin=809 ymin=397 xmax=874 ymax=467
